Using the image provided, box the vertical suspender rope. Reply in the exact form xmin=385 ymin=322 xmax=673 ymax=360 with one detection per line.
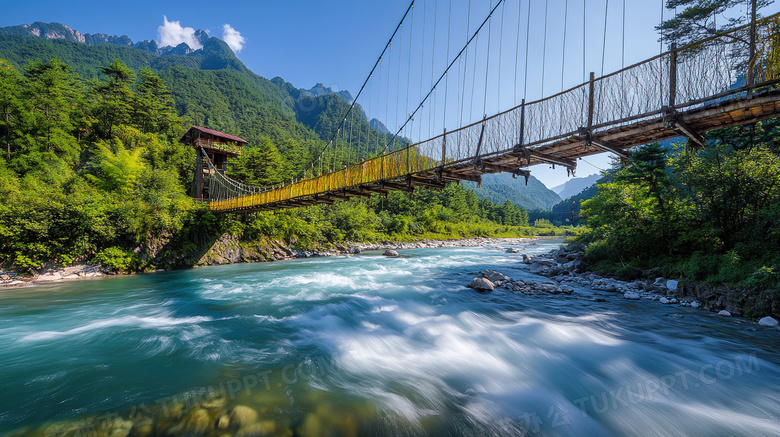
xmin=562 ymin=0 xmax=569 ymax=91
xmin=601 ymin=0 xmax=609 ymax=76
xmin=621 ymin=0 xmax=626 ymax=68
xmin=483 ymin=0 xmax=493 ymax=117
xmin=444 ymin=0 xmax=452 ymax=131
xmin=498 ymin=0 xmax=505 ymax=112
xmin=514 ymin=0 xmax=523 ymax=105
xmin=460 ymin=0 xmax=473 ymax=127
xmin=523 ymin=0 xmax=531 ymax=99
xmin=406 ymin=5 xmax=415 ymax=143
xmin=430 ymin=0 xmax=439 ymax=140
xmin=418 ymin=0 xmax=427 ymax=142
xmin=541 ymin=0 xmax=549 ymax=95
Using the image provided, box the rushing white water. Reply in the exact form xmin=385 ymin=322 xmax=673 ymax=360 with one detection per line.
xmin=1 ymin=240 xmax=779 ymax=436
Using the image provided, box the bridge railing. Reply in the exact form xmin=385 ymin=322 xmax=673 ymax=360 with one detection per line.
xmin=208 ymin=13 xmax=780 ymax=212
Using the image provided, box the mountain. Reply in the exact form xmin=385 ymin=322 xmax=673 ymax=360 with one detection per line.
xmin=463 ymin=173 xmax=562 ymax=211
xmin=306 ymin=83 xmax=353 ymax=103
xmin=531 ymin=175 xmax=610 ymax=225
xmin=0 ymin=22 xmax=207 ymax=56
xmin=551 ymin=173 xmax=601 ymax=200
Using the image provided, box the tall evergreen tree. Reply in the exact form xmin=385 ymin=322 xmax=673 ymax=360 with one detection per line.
xmin=0 ymin=59 xmax=22 ymax=160
xmin=134 ymin=67 xmax=178 ymax=135
xmin=94 ymin=59 xmax=135 ymax=138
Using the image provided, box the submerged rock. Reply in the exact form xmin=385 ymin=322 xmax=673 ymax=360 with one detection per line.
xmin=229 ymin=405 xmax=258 ymax=429
xmin=468 ymin=277 xmax=495 ymax=292
xmin=758 ymin=316 xmax=779 ymax=327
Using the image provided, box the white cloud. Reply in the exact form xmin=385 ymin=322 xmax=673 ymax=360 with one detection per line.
xmin=157 ymin=16 xmax=203 ymax=50
xmin=222 ymin=24 xmax=246 ymax=53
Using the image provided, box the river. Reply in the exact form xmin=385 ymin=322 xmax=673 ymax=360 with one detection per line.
xmin=1 ymin=239 xmax=779 ymax=436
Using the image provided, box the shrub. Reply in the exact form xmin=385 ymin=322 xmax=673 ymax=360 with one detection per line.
xmin=93 ymin=247 xmax=141 ymax=272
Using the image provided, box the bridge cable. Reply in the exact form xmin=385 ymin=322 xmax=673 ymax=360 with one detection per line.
xmin=406 ymin=4 xmax=415 ymax=144
xmin=385 ymin=0 xmax=506 ymax=158
xmin=443 ymin=0 xmax=452 ymax=132
xmin=483 ymin=0 xmax=493 ymax=117
xmin=498 ymin=0 xmax=505 ymax=112
xmin=601 ymin=0 xmax=609 ymax=76
xmin=460 ymin=0 xmax=473 ymax=128
xmin=542 ymin=0 xmax=549 ymax=95
xmin=430 ymin=0 xmax=439 ymax=141
xmin=562 ymin=0 xmax=569 ymax=91
xmin=514 ymin=0 xmax=523 ymax=105
xmin=583 ymin=0 xmax=587 ymax=83
xmin=418 ymin=0 xmax=426 ymax=142
xmin=394 ymin=18 xmax=404 ymax=151
xmin=523 ymin=0 xmax=531 ymax=99
xmin=622 ymin=0 xmax=626 ymax=68
xmin=298 ymin=1 xmax=415 ymax=181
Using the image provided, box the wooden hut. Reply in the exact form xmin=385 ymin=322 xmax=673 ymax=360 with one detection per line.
xmin=180 ymin=126 xmax=247 ymax=200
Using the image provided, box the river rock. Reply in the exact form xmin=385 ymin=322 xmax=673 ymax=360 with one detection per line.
xmin=666 ymin=280 xmax=679 ymax=291
xmin=691 ymin=301 xmax=700 ymax=308
xmin=522 ymin=254 xmax=533 ymax=264
xmin=718 ymin=310 xmax=731 ymax=317
xmin=506 ymin=248 xmax=520 ymax=253
xmin=468 ymin=277 xmax=495 ymax=292
xmin=229 ymin=405 xmax=258 ymax=429
xmin=659 ymin=297 xmax=671 ymax=304
xmin=180 ymin=408 xmax=211 ymax=434
xmin=382 ymin=250 xmax=399 ymax=258
xmin=623 ymin=292 xmax=641 ymax=300
xmin=758 ymin=316 xmax=779 ymax=327
xmin=482 ymin=270 xmax=511 ymax=283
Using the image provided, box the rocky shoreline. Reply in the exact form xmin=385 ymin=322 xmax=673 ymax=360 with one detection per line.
xmin=466 ymin=243 xmax=780 ymax=329
xmin=0 ymin=237 xmax=535 ymax=288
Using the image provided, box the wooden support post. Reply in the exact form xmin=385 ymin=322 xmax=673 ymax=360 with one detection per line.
xmin=748 ymin=0 xmax=757 ymax=99
xmin=475 ymin=118 xmax=487 ymax=160
xmin=441 ymin=128 xmax=447 ymax=167
xmin=519 ymin=99 xmax=526 ymax=148
xmin=670 ymin=43 xmax=678 ymax=108
xmin=587 ymin=72 xmax=595 ymax=132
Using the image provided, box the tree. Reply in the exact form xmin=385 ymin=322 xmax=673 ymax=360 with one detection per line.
xmin=228 ymin=138 xmax=287 ymax=187
xmin=615 ymin=143 xmax=672 ymax=216
xmin=94 ymin=59 xmax=136 ymax=138
xmin=134 ymin=67 xmax=178 ymax=134
xmin=22 ymin=58 xmax=83 ymax=167
xmin=0 ymin=59 xmax=23 ymax=160
xmin=657 ymin=0 xmax=774 ymax=46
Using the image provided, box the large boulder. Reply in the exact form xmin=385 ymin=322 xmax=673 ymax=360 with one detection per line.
xmin=666 ymin=280 xmax=679 ymax=291
xmin=382 ymin=250 xmax=399 ymax=258
xmin=482 ymin=270 xmax=511 ymax=283
xmin=758 ymin=316 xmax=779 ymax=327
xmin=468 ymin=277 xmax=495 ymax=292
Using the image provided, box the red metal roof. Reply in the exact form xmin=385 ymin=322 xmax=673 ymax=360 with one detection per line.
xmin=184 ymin=126 xmax=248 ymax=144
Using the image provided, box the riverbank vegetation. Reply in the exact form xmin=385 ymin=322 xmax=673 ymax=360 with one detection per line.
xmin=579 ymin=125 xmax=780 ymax=291
xmin=0 ymin=57 xmax=564 ymax=273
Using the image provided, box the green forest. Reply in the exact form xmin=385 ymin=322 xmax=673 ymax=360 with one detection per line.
xmin=0 ymin=56 xmax=539 ymax=273
xmin=578 ymin=125 xmax=780 ymax=291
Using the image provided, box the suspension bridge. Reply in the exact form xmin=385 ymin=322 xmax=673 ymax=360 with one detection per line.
xmin=202 ymin=0 xmax=780 ymax=214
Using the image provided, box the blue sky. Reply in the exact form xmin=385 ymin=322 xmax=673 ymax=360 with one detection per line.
xmin=2 ymin=0 xmax=776 ymax=188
